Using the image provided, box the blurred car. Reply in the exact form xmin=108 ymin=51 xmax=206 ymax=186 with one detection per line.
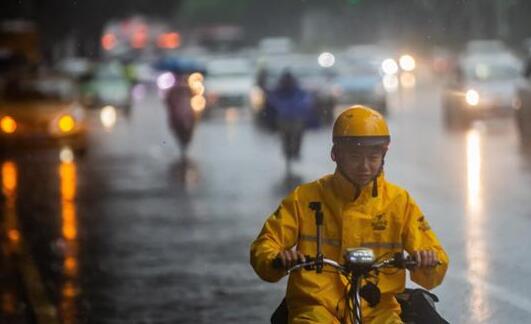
xmin=465 ymin=39 xmax=508 ymax=55
xmin=80 ymin=61 xmax=133 ymax=112
xmin=258 ymin=37 xmax=294 ymax=55
xmin=442 ymin=52 xmax=523 ymax=128
xmin=56 ymin=57 xmax=93 ymax=80
xmin=343 ymin=44 xmax=418 ymax=92
xmin=204 ymin=57 xmax=254 ymax=110
xmin=252 ymin=54 xmax=337 ymax=129
xmin=0 ymin=74 xmax=88 ymax=153
xmin=333 ymin=54 xmax=387 ymax=115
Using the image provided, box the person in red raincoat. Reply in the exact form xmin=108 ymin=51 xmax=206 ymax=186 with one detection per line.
xmin=165 ymin=73 xmax=196 ymax=157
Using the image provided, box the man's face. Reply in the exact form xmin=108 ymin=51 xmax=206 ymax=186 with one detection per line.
xmin=332 ymin=144 xmax=385 ymax=186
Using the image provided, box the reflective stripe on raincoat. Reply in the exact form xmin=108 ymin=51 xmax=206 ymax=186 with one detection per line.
xmin=250 ymin=171 xmax=449 ymax=323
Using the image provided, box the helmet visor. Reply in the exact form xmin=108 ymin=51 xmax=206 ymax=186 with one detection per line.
xmin=333 ymin=135 xmax=390 ymax=146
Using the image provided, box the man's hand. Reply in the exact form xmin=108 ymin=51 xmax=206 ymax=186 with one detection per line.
xmin=277 ymin=250 xmax=306 ymax=269
xmin=412 ymin=250 xmax=439 ymax=269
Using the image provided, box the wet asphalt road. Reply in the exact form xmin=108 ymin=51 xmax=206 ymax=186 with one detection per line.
xmin=2 ymin=75 xmax=531 ymax=324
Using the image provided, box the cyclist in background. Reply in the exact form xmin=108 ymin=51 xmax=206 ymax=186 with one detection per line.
xmin=267 ymin=70 xmax=313 ymax=175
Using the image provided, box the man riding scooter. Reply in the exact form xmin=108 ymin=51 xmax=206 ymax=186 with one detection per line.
xmin=250 ymin=106 xmax=449 ymax=323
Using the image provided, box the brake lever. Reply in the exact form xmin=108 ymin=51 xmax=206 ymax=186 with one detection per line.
xmin=272 ymin=255 xmax=316 ymax=271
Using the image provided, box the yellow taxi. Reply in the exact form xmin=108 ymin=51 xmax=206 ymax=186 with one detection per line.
xmin=0 ymin=74 xmax=88 ymax=153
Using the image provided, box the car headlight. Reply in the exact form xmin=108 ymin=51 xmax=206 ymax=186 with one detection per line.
xmin=58 ymin=114 xmax=76 ymax=133
xmin=465 ymin=89 xmax=480 ymax=106
xmin=100 ymin=105 xmax=117 ymax=129
xmin=381 ymin=58 xmax=398 ymax=75
xmin=1 ymin=116 xmax=17 ymax=134
xmin=399 ymin=55 xmax=416 ymax=72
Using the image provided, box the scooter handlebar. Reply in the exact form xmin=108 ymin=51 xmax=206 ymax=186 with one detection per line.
xmin=272 ymin=251 xmax=439 ymax=273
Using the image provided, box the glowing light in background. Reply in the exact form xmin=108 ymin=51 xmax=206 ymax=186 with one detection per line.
xmin=58 ymin=115 xmax=75 ymax=133
xmin=188 ymin=73 xmax=205 ymax=96
xmin=101 ymin=33 xmax=116 ymax=51
xmin=1 ymin=116 xmax=17 ymax=134
xmin=399 ymin=54 xmax=416 ymax=72
xmin=191 ymin=95 xmax=206 ymax=113
xmin=190 ymin=82 xmax=205 ymax=96
xmin=100 ymin=105 xmax=117 ymax=130
xmin=466 ymin=89 xmax=480 ymax=106
xmin=157 ymin=72 xmax=176 ymax=90
xmin=318 ymin=52 xmax=335 ymax=68
xmin=157 ymin=32 xmax=181 ymax=49
xmin=381 ymin=58 xmax=398 ymax=75
xmin=188 ymin=72 xmax=204 ymax=86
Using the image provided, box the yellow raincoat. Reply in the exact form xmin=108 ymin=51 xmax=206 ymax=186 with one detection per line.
xmin=250 ymin=171 xmax=449 ymax=323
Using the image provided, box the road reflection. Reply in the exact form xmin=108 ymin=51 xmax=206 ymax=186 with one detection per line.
xmin=58 ymin=159 xmax=80 ymax=323
xmin=465 ymin=128 xmax=490 ymax=321
xmin=1 ymin=161 xmax=20 ymax=319
xmin=2 ymin=161 xmax=20 ymax=253
xmin=170 ymin=158 xmax=200 ymax=190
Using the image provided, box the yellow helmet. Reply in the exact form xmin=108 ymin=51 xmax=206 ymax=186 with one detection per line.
xmin=332 ymin=105 xmax=390 ymax=146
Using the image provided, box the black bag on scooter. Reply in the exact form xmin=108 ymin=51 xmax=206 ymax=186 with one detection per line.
xmin=270 ymin=298 xmax=288 ymax=324
xmin=395 ymin=288 xmax=450 ymax=324
xmin=272 ymin=289 xmax=450 ymax=324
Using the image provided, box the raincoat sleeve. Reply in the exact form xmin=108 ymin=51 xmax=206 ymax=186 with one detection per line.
xmin=401 ymin=192 xmax=449 ymax=290
xmin=250 ymin=189 xmax=300 ymax=283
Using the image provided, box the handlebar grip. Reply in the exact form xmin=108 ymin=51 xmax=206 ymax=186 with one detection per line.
xmin=401 ymin=255 xmax=442 ymax=268
xmin=272 ymin=257 xmax=283 ymax=269
xmin=272 ymin=255 xmax=314 ymax=270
